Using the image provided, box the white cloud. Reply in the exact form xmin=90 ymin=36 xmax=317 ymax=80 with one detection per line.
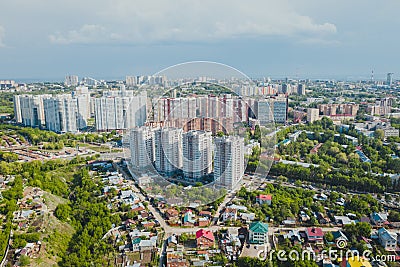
xmin=0 ymin=26 xmax=5 ymax=47
xmin=49 ymin=0 xmax=337 ymax=45
xmin=49 ymin=24 xmax=121 ymax=44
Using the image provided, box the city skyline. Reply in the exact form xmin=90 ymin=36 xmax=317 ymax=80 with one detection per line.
xmin=1 ymin=0 xmax=400 ymax=80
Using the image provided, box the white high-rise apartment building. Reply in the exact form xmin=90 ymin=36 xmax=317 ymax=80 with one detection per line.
xmin=13 ymin=94 xmax=48 ymax=127
xmin=43 ymin=95 xmax=78 ymax=133
xmin=130 ymin=127 xmax=155 ymax=170
xmin=73 ymin=86 xmax=91 ymax=129
xmin=214 ymin=136 xmax=244 ymax=190
xmin=94 ymin=87 xmax=147 ymax=131
xmin=182 ymin=130 xmax=213 ymax=181
xmin=65 ymin=75 xmax=79 ymax=86
xmin=307 ymin=108 xmax=320 ymax=123
xmin=154 ymin=128 xmax=182 ymax=175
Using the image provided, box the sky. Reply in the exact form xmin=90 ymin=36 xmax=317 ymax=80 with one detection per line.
xmin=0 ymin=0 xmax=399 ymax=81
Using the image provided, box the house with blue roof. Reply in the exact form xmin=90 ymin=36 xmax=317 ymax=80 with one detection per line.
xmin=183 ymin=210 xmax=196 ymax=226
xmin=371 ymin=212 xmax=388 ymax=226
xmin=377 ymin=228 xmax=397 ymax=251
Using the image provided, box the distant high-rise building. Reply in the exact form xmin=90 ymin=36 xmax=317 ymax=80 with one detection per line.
xmin=65 ymin=75 xmax=79 ymax=87
xmin=182 ymin=130 xmax=213 ymax=181
xmin=43 ymin=95 xmax=78 ymax=133
xmin=14 ymin=91 xmax=90 ymax=132
xmin=94 ymin=88 xmax=147 ymax=131
xmin=307 ymin=108 xmax=320 ymax=123
xmin=130 ymin=127 xmax=155 ymax=170
xmin=387 ymin=73 xmax=394 ymax=87
xmin=297 ymin=84 xmax=306 ymax=95
xmin=256 ymin=100 xmax=273 ymax=126
xmin=154 ymin=128 xmax=182 ymax=175
xmin=13 ymin=94 xmax=48 ymax=127
xmin=273 ymin=97 xmax=288 ymax=123
xmin=368 ymin=98 xmax=394 ymax=116
xmin=257 ymin=96 xmax=288 ymax=125
xmin=81 ymin=77 xmax=98 ymax=87
xmin=319 ymin=103 xmax=359 ymax=116
xmin=281 ymin=83 xmax=289 ymax=94
xmin=126 ymin=76 xmax=137 ymax=87
xmin=0 ymin=80 xmax=16 ymax=89
xmin=214 ymin=136 xmax=244 ymax=190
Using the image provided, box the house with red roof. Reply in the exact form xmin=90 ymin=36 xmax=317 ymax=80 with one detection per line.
xmin=306 ymin=227 xmax=324 ymax=244
xmin=256 ymin=194 xmax=272 ymax=205
xmin=196 ymin=229 xmax=215 ymax=249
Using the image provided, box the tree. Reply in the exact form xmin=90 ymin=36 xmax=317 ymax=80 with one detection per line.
xmin=374 ymin=129 xmax=384 ymax=140
xmin=19 ymin=255 xmax=30 ymax=266
xmin=388 ymin=211 xmax=400 ymax=222
xmin=179 ymin=233 xmax=189 ymax=244
xmin=325 ymin=232 xmax=334 ymax=242
xmin=55 ymin=203 xmax=72 ymax=221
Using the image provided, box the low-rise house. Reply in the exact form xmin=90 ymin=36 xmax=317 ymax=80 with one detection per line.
xmin=317 ymin=213 xmax=331 ymax=224
xmin=132 ymin=237 xmax=141 ymax=251
xmin=336 ymin=197 xmax=345 ymax=206
xmin=167 ymin=235 xmax=178 ymax=247
xmin=332 ymin=230 xmax=348 ymax=246
xmin=360 ymin=216 xmax=371 ymax=224
xmin=124 ymin=219 xmax=136 ymax=229
xmin=222 ymin=208 xmax=237 ymax=222
xmin=313 ymin=193 xmax=328 ymax=201
xmin=306 ymin=227 xmax=324 ymax=244
xmin=377 ymin=228 xmax=397 ymax=251
xmin=198 ymin=217 xmax=209 ymax=227
xmin=141 ymin=221 xmax=155 ymax=228
xmin=183 ymin=210 xmax=196 ymax=226
xmin=196 ymin=229 xmax=215 ymax=249
xmin=14 ymin=209 xmax=34 ymax=221
xmin=282 ymin=217 xmax=296 ymax=226
xmin=140 ymin=210 xmax=149 ymax=219
xmin=220 ymin=232 xmax=241 ymax=259
xmin=165 ymin=208 xmax=179 ymax=220
xmin=129 ymin=230 xmax=151 ymax=239
xmin=199 ymin=210 xmax=212 ymax=219
xmin=139 ymin=239 xmax=156 ymax=251
xmin=227 ymin=204 xmax=247 ymax=212
xmin=120 ymin=190 xmax=140 ymax=204
xmin=283 ymin=230 xmax=303 ymax=245
xmin=371 ymin=212 xmax=389 ymax=226
xmin=249 ymin=221 xmax=269 ymax=244
xmin=167 ymin=251 xmax=188 ymax=267
xmin=334 ymin=216 xmax=353 ymax=226
xmin=241 ymin=212 xmax=255 ymax=223
xmin=300 ymin=211 xmax=310 ymax=222
xmin=256 ymin=194 xmax=272 ymax=205
xmin=131 ymin=202 xmax=145 ymax=212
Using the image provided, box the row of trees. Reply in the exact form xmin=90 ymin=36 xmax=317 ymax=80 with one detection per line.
xmin=0 ymin=124 xmax=119 ymax=146
xmin=0 ymin=176 xmax=23 ymax=262
xmin=59 ymin=169 xmax=115 ymax=266
xmin=270 ymin=162 xmax=390 ymax=193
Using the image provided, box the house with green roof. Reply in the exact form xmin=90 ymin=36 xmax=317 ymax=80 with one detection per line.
xmin=132 ymin=237 xmax=141 ymax=251
xmin=249 ymin=221 xmax=269 ymax=244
